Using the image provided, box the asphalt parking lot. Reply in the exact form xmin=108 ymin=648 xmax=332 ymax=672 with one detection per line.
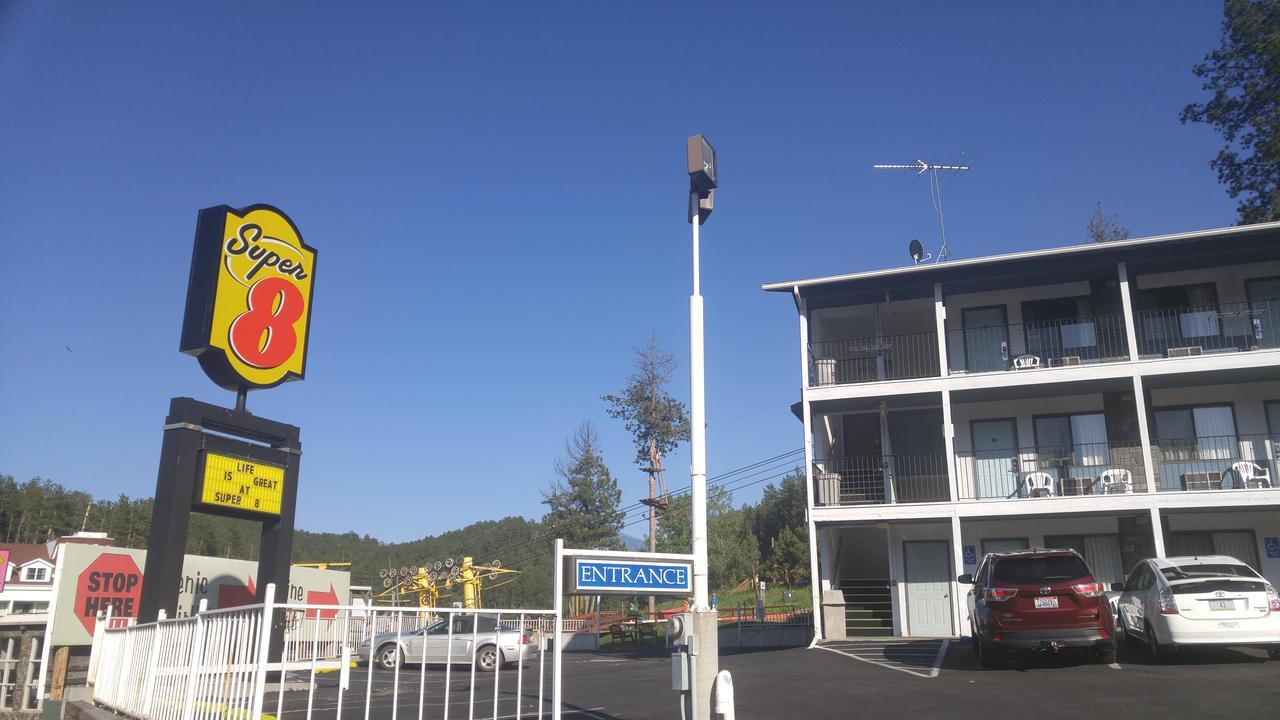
xmin=270 ymin=640 xmax=1280 ymax=719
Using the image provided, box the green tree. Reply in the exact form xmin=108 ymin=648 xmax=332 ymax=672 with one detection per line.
xmin=1182 ymin=0 xmax=1280 ymax=223
xmin=656 ymin=489 xmax=758 ymax=591
xmin=767 ymin=526 xmax=808 ymax=588
xmin=540 ymin=423 xmax=624 ymax=551
xmin=602 ymin=333 xmax=691 ymax=468
xmin=1086 ymin=202 xmax=1131 ymax=243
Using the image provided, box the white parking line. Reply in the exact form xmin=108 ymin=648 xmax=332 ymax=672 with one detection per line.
xmin=813 ymin=640 xmax=949 ymax=678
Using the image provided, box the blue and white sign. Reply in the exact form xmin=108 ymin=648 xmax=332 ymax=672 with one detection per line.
xmin=1265 ymin=537 xmax=1280 ymax=559
xmin=569 ymin=557 xmax=693 ymax=596
xmin=963 ymin=545 xmax=977 ymax=566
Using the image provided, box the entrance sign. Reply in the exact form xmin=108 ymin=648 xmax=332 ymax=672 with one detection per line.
xmin=197 ymin=451 xmax=285 ymax=517
xmin=573 ymin=559 xmax=692 ymax=595
xmin=180 ymin=204 xmax=318 ymax=391
xmin=560 ymin=548 xmax=695 ymax=597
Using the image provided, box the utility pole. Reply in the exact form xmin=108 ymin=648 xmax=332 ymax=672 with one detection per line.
xmin=640 ymin=438 xmax=668 ymax=618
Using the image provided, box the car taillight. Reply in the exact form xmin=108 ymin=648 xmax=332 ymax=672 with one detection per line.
xmin=522 ymin=632 xmax=531 ymax=644
xmin=1071 ymin=582 xmax=1104 ymax=598
xmin=984 ymin=587 xmax=1018 ymax=602
xmin=1265 ymin=582 xmax=1280 ymax=612
xmin=1158 ymin=586 xmax=1179 ymax=615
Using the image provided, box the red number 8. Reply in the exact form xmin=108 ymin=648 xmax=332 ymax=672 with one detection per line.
xmin=229 ymin=277 xmax=305 ymax=369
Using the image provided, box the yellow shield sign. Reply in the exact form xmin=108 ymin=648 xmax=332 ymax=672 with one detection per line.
xmin=180 ymin=205 xmax=317 ymax=390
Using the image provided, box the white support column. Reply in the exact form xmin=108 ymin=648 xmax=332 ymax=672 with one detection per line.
xmin=942 ymin=389 xmax=958 ymax=502
xmin=1149 ymin=507 xmax=1167 ymax=558
xmin=797 ymin=290 xmax=823 ymax=640
xmin=1132 ymin=375 xmax=1159 ymax=493
xmin=880 ymin=401 xmax=895 ymax=503
xmin=934 ymin=283 xmax=948 ymax=376
xmin=950 ymin=515 xmax=965 ymax=637
xmin=1118 ymin=262 xmax=1140 ymax=362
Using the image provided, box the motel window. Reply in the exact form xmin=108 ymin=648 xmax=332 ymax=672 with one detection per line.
xmin=23 ymin=638 xmax=40 ymax=711
xmin=1167 ymin=530 xmax=1260 ymax=570
xmin=0 ymin=638 xmax=16 ymax=710
xmin=1153 ymin=405 xmax=1237 ymax=460
xmin=981 ymin=538 xmax=1028 ymax=556
xmin=1043 ymin=534 xmax=1125 ymax=586
xmin=20 ymin=566 xmax=47 ymax=583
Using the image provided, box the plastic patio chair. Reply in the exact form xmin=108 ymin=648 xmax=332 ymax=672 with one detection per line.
xmin=1013 ymin=354 xmax=1041 ymax=370
xmin=1022 ymin=472 xmax=1056 ymax=498
xmin=1097 ymin=468 xmax=1134 ymax=494
xmin=1230 ymin=461 xmax=1272 ymax=489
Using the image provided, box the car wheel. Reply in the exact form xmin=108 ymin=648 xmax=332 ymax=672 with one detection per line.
xmin=376 ymin=644 xmax=401 ymax=670
xmin=1118 ymin=615 xmax=1137 ymax=645
xmin=1145 ymin=622 xmax=1173 ymax=664
xmin=1267 ymin=648 xmax=1279 ymax=661
xmin=476 ymin=645 xmax=499 ymax=672
xmin=977 ymin=640 xmax=1000 ymax=669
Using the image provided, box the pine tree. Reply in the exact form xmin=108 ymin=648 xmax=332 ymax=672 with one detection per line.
xmin=540 ymin=423 xmax=624 ymax=550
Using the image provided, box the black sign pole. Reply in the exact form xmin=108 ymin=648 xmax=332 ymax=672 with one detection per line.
xmin=138 ymin=398 xmax=202 ymax=623
xmin=258 ymin=436 xmax=301 ymax=662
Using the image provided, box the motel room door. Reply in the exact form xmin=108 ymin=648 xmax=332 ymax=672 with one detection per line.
xmin=903 ymin=541 xmax=954 ymax=637
xmin=972 ymin=419 xmax=1019 ymax=499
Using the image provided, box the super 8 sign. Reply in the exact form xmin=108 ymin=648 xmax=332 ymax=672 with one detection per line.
xmin=180 ymin=204 xmax=317 ymax=390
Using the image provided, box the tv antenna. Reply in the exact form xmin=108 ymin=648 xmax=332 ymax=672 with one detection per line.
xmin=874 ymin=159 xmax=969 ymax=262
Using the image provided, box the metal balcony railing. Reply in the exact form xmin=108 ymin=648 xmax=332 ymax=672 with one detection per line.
xmin=1152 ymin=433 xmax=1277 ymax=491
xmin=1136 ymin=299 xmax=1280 ymax=359
xmin=954 ymin=440 xmax=1148 ymax=501
xmin=947 ymin=314 xmax=1129 ymax=374
xmin=808 ymin=331 xmax=940 ymax=387
xmin=813 ymin=453 xmax=950 ymax=506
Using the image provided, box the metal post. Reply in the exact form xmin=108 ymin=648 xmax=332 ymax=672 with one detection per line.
xmin=689 ymin=198 xmax=717 ymax=720
xmin=249 ymin=584 xmax=276 ymax=720
xmin=690 ymin=212 xmax=709 ymax=609
xmin=552 ymin=540 xmax=563 ymax=720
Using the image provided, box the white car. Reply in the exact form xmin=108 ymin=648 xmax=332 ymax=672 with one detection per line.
xmin=357 ymin=615 xmax=537 ymax=672
xmin=1116 ymin=555 xmax=1280 ymax=662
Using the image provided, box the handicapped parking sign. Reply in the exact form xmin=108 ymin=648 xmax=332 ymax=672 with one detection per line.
xmin=1265 ymin=537 xmax=1280 ymax=559
xmin=963 ymin=545 xmax=977 ymax=565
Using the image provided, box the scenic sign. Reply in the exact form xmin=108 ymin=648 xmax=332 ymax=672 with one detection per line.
xmin=196 ymin=451 xmax=285 ymax=517
xmin=180 ymin=204 xmax=317 ymax=391
xmin=568 ymin=557 xmax=693 ymax=596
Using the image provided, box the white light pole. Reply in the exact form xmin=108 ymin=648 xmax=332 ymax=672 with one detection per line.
xmin=685 ymin=134 xmax=718 ymax=720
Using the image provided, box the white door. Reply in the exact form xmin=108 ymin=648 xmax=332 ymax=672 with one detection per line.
xmin=904 ymin=541 xmax=955 ymax=637
xmin=973 ymin=419 xmax=1019 ymax=498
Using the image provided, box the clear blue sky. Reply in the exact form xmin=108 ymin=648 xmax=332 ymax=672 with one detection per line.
xmin=0 ymin=2 xmax=1234 ymax=542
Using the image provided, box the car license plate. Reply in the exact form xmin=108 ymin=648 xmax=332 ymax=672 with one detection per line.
xmin=1034 ymin=596 xmax=1058 ymax=609
xmin=1209 ymin=599 xmax=1235 ymax=611
xmin=1217 ymin=621 xmax=1239 ymax=629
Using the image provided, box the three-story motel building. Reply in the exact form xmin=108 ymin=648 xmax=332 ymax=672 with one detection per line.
xmin=764 ymin=222 xmax=1280 ymax=640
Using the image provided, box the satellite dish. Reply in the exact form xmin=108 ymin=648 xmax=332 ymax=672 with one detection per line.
xmin=909 ymin=239 xmax=925 ymax=264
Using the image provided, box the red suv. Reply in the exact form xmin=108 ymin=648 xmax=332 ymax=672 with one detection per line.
xmin=960 ymin=549 xmax=1116 ymax=668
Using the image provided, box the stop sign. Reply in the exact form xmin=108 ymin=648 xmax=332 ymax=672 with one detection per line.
xmin=75 ymin=553 xmax=143 ymax=636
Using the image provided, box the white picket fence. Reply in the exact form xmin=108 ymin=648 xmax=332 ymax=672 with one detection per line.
xmin=89 ymin=584 xmax=563 ymax=720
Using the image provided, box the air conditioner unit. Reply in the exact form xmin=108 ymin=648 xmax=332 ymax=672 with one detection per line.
xmin=1168 ymin=346 xmax=1203 ymax=358
xmin=1059 ymin=356 xmax=1082 ymax=366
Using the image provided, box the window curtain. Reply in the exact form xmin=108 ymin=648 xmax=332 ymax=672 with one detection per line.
xmin=1167 ymin=532 xmax=1216 ymax=557
xmin=1212 ymin=532 xmax=1260 ymax=569
xmin=1193 ymin=406 xmax=1236 ymax=460
xmin=1083 ymin=536 xmax=1125 ymax=586
xmin=1071 ymin=414 xmax=1108 ymax=467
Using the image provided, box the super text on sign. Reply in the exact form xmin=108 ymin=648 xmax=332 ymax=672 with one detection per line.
xmin=180 ymin=204 xmax=318 ymax=391
xmin=198 ymin=451 xmax=285 ymax=517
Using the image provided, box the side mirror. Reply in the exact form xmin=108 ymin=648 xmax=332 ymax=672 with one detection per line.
xmin=957 ymin=574 xmax=973 ymax=584
xmin=1111 ymin=582 xmax=1125 ymax=592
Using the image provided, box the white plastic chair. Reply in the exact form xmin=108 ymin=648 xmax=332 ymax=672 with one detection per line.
xmin=1097 ymin=468 xmax=1134 ymax=494
xmin=1022 ymin=472 xmax=1056 ymax=498
xmin=1230 ymin=461 xmax=1272 ymax=489
xmin=1013 ymin=354 xmax=1041 ymax=370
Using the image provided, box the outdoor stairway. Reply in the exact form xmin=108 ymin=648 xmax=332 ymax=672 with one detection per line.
xmin=839 ymin=578 xmax=893 ymax=637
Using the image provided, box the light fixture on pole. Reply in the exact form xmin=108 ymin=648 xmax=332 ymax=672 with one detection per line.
xmin=684 ymin=133 xmax=718 ymax=720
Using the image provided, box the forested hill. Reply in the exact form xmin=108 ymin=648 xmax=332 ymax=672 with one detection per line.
xmin=0 ymin=469 xmax=807 ymax=610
